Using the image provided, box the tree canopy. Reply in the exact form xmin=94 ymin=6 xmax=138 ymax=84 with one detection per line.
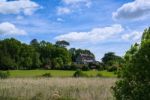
xmin=0 ymin=38 xmax=71 ymax=70
xmin=113 ymin=27 xmax=150 ymax=100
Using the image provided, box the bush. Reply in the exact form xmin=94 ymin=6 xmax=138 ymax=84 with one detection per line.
xmin=70 ymin=64 xmax=85 ymax=70
xmin=106 ymin=66 xmax=117 ymax=72
xmin=96 ymin=73 xmax=102 ymax=77
xmin=73 ymin=70 xmax=88 ymax=77
xmin=42 ymin=73 xmax=52 ymax=77
xmin=82 ymin=65 xmax=89 ymax=71
xmin=0 ymin=71 xmax=10 ymax=79
xmin=112 ymin=28 xmax=150 ymax=100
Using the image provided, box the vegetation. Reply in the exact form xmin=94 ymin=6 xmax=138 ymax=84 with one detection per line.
xmin=0 ymin=38 xmax=123 ymax=71
xmin=73 ymin=70 xmax=88 ymax=77
xmin=0 ymin=71 xmax=10 ymax=79
xmin=113 ymin=27 xmax=150 ymax=100
xmin=0 ymin=38 xmax=71 ymax=70
xmin=0 ymin=78 xmax=116 ymax=100
xmin=55 ymin=40 xmax=70 ymax=48
xmin=102 ymin=52 xmax=124 ymax=72
xmin=1 ymin=25 xmax=150 ymax=100
xmin=42 ymin=73 xmax=52 ymax=77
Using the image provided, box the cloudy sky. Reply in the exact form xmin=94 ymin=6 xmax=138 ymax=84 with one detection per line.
xmin=0 ymin=0 xmax=150 ymax=60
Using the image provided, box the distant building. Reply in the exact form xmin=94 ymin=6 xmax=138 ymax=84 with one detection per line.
xmin=75 ymin=53 xmax=95 ymax=64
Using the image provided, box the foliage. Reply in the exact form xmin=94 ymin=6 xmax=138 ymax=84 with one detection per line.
xmin=102 ymin=52 xmax=124 ymax=71
xmin=55 ymin=40 xmax=70 ymax=48
xmin=73 ymin=70 xmax=88 ymax=77
xmin=0 ymin=38 xmax=123 ymax=71
xmin=0 ymin=38 xmax=71 ymax=70
xmin=113 ymin=27 xmax=150 ymax=100
xmin=69 ymin=48 xmax=95 ymax=62
xmin=96 ymin=73 xmax=102 ymax=77
xmin=82 ymin=65 xmax=90 ymax=71
xmin=88 ymin=62 xmax=104 ymax=70
xmin=0 ymin=71 xmax=10 ymax=79
xmin=42 ymin=73 xmax=52 ymax=77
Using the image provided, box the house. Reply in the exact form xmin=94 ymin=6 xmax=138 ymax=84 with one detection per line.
xmin=75 ymin=53 xmax=95 ymax=64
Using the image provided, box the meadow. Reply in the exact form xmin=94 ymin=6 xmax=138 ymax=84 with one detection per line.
xmin=6 ymin=70 xmax=116 ymax=78
xmin=0 ymin=78 xmax=117 ymax=100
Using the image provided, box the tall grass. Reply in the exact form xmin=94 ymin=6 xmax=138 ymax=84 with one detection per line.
xmin=0 ymin=78 xmax=116 ymax=100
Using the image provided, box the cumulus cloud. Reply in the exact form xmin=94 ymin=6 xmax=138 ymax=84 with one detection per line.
xmin=55 ymin=24 xmax=124 ymax=43
xmin=113 ymin=0 xmax=150 ymax=20
xmin=57 ymin=7 xmax=71 ymax=15
xmin=121 ymin=31 xmax=142 ymax=41
xmin=0 ymin=0 xmax=40 ymax=15
xmin=0 ymin=22 xmax=26 ymax=35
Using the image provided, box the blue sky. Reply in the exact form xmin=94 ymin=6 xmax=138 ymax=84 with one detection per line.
xmin=0 ymin=0 xmax=150 ymax=60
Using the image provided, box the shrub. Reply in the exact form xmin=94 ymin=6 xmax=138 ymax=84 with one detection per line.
xmin=82 ymin=65 xmax=89 ymax=71
xmin=112 ymin=28 xmax=150 ymax=100
xmin=96 ymin=73 xmax=103 ymax=77
xmin=42 ymin=73 xmax=52 ymax=77
xmin=0 ymin=71 xmax=10 ymax=79
xmin=70 ymin=64 xmax=85 ymax=70
xmin=73 ymin=70 xmax=88 ymax=77
xmin=107 ymin=66 xmax=117 ymax=72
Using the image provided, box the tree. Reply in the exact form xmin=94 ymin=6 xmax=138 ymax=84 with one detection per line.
xmin=32 ymin=52 xmax=41 ymax=69
xmin=30 ymin=39 xmax=39 ymax=46
xmin=113 ymin=27 xmax=150 ymax=100
xmin=0 ymin=38 xmax=22 ymax=69
xmin=55 ymin=40 xmax=70 ymax=47
xmin=102 ymin=52 xmax=123 ymax=71
xmin=52 ymin=57 xmax=64 ymax=69
xmin=124 ymin=43 xmax=139 ymax=62
xmin=69 ymin=48 xmax=76 ymax=62
xmin=19 ymin=44 xmax=34 ymax=69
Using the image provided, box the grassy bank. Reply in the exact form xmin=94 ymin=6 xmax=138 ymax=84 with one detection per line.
xmin=4 ymin=70 xmax=116 ymax=78
xmin=0 ymin=78 xmax=116 ymax=100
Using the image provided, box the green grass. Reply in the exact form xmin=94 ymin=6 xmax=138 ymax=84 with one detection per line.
xmin=2 ymin=70 xmax=116 ymax=78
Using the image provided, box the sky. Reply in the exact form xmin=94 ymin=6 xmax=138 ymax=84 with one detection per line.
xmin=0 ymin=0 xmax=150 ymax=60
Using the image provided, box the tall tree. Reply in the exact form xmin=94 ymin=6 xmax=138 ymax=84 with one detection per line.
xmin=113 ymin=27 xmax=150 ymax=100
xmin=102 ymin=52 xmax=123 ymax=71
xmin=55 ymin=40 xmax=70 ymax=48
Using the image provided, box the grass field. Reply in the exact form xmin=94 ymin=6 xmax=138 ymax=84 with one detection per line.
xmin=0 ymin=78 xmax=117 ymax=100
xmin=5 ymin=70 xmax=116 ymax=78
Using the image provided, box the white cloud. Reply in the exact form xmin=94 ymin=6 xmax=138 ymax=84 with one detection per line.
xmin=16 ymin=15 xmax=24 ymax=20
xmin=63 ymin=0 xmax=91 ymax=7
xmin=57 ymin=0 xmax=91 ymax=15
xmin=122 ymin=31 xmax=142 ymax=41
xmin=55 ymin=24 xmax=124 ymax=43
xmin=113 ymin=0 xmax=150 ymax=20
xmin=57 ymin=7 xmax=71 ymax=15
xmin=0 ymin=22 xmax=26 ymax=35
xmin=57 ymin=18 xmax=64 ymax=22
xmin=0 ymin=0 xmax=40 ymax=15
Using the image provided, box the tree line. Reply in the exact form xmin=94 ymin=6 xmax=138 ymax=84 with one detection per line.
xmin=0 ymin=39 xmax=71 ymax=70
xmin=0 ymin=38 xmax=123 ymax=70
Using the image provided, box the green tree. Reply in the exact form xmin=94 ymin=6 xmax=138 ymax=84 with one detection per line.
xmin=19 ymin=44 xmax=34 ymax=69
xmin=113 ymin=27 xmax=150 ymax=100
xmin=52 ymin=57 xmax=64 ymax=69
xmin=102 ymin=52 xmax=123 ymax=71
xmin=55 ymin=40 xmax=70 ymax=47
xmin=32 ymin=52 xmax=41 ymax=69
xmin=0 ymin=38 xmax=21 ymax=69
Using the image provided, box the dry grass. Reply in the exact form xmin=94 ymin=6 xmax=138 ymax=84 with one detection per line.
xmin=0 ymin=78 xmax=117 ymax=100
